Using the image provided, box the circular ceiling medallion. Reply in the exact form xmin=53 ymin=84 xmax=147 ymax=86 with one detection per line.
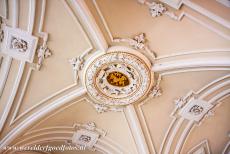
xmin=85 ymin=51 xmax=153 ymax=106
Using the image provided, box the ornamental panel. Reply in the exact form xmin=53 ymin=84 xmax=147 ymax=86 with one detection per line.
xmin=85 ymin=51 xmax=153 ymax=107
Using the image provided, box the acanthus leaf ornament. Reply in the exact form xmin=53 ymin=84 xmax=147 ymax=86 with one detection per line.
xmin=149 ymin=75 xmax=162 ymax=97
xmin=35 ymin=44 xmax=51 ymax=70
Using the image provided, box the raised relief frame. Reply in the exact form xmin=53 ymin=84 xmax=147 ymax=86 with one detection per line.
xmin=1 ymin=26 xmax=38 ymax=63
xmin=83 ymin=46 xmax=154 ymax=108
xmin=179 ymin=98 xmax=213 ymax=122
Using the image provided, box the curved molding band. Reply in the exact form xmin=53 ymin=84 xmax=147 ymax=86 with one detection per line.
xmin=0 ymin=87 xmax=86 ymax=152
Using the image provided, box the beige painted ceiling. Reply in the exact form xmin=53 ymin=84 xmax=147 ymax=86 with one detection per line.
xmin=0 ymin=0 xmax=230 ymax=154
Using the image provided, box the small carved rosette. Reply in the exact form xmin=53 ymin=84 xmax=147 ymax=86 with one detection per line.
xmin=85 ymin=51 xmax=153 ymax=107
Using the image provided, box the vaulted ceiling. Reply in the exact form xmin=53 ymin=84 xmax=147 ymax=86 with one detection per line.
xmin=0 ymin=0 xmax=230 ymax=154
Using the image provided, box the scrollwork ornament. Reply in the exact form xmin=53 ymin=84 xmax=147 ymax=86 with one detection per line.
xmin=189 ymin=105 xmax=204 ymax=115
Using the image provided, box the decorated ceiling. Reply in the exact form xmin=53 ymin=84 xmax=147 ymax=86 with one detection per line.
xmin=0 ymin=0 xmax=230 ymax=154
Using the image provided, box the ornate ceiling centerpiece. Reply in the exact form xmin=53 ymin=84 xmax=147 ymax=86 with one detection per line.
xmin=84 ymin=48 xmax=154 ymax=109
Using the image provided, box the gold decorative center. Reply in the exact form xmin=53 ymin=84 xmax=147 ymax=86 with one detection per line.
xmin=106 ymin=72 xmax=129 ymax=87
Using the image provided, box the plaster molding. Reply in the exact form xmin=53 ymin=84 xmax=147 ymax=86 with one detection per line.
xmin=0 ymin=0 xmax=32 ymax=133
xmin=1 ymin=26 xmax=38 ymax=63
xmin=35 ymin=44 xmax=51 ymax=70
xmin=9 ymin=0 xmax=105 ymax=126
xmin=14 ymin=97 xmax=135 ymax=154
xmin=67 ymin=0 xmax=108 ymax=52
xmin=17 ymin=98 xmax=131 ymax=153
xmin=9 ymin=0 xmax=92 ymax=125
xmin=183 ymin=0 xmax=230 ymax=29
xmin=61 ymin=0 xmax=93 ymax=49
xmin=63 ymin=0 xmax=102 ymax=85
xmin=9 ymin=66 xmax=34 ymax=126
xmin=137 ymin=0 xmax=230 ymax=40
xmin=160 ymin=0 xmax=230 ymax=29
xmin=9 ymin=83 xmax=78 ymax=126
xmin=222 ymin=134 xmax=230 ymax=154
xmin=159 ymin=0 xmax=183 ymax=9
xmin=137 ymin=0 xmax=181 ymax=20
xmin=153 ymin=57 xmax=230 ymax=73
xmin=113 ymin=33 xmax=156 ymax=63
xmin=3 ymin=0 xmax=51 ymax=129
xmin=124 ymin=105 xmax=150 ymax=154
xmin=92 ymin=0 xmax=113 ymax=43
xmin=0 ymin=17 xmax=4 ymax=42
xmin=155 ymin=49 xmax=230 ymax=60
xmin=0 ymin=0 xmax=8 ymax=19
xmin=84 ymin=49 xmax=154 ymax=112
xmin=136 ymin=102 xmax=157 ymax=154
xmin=0 ymin=61 xmax=25 ymax=133
xmin=69 ymin=56 xmax=84 ymax=84
xmin=69 ymin=122 xmax=106 ymax=150
xmin=33 ymin=0 xmax=51 ymax=70
xmin=159 ymin=74 xmax=230 ymax=154
xmin=5 ymin=124 xmax=127 ymax=154
xmin=94 ymin=0 xmax=230 ymax=56
xmin=0 ymin=0 xmax=19 ymax=132
xmin=148 ymin=74 xmax=162 ymax=98
xmin=0 ymin=87 xmax=87 ymax=152
xmin=181 ymin=12 xmax=230 ymax=40
xmin=187 ymin=139 xmax=211 ymax=154
xmin=179 ymin=98 xmax=213 ymax=122
xmin=10 ymin=36 xmax=28 ymax=52
xmin=69 ymin=47 xmax=92 ymax=84
xmin=0 ymin=56 xmax=11 ymax=98
xmin=135 ymin=75 xmax=164 ymax=154
xmin=85 ymin=97 xmax=123 ymax=113
xmin=216 ymin=0 xmax=230 ymax=8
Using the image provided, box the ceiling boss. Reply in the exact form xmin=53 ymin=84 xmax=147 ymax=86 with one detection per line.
xmin=84 ymin=48 xmax=155 ymax=111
